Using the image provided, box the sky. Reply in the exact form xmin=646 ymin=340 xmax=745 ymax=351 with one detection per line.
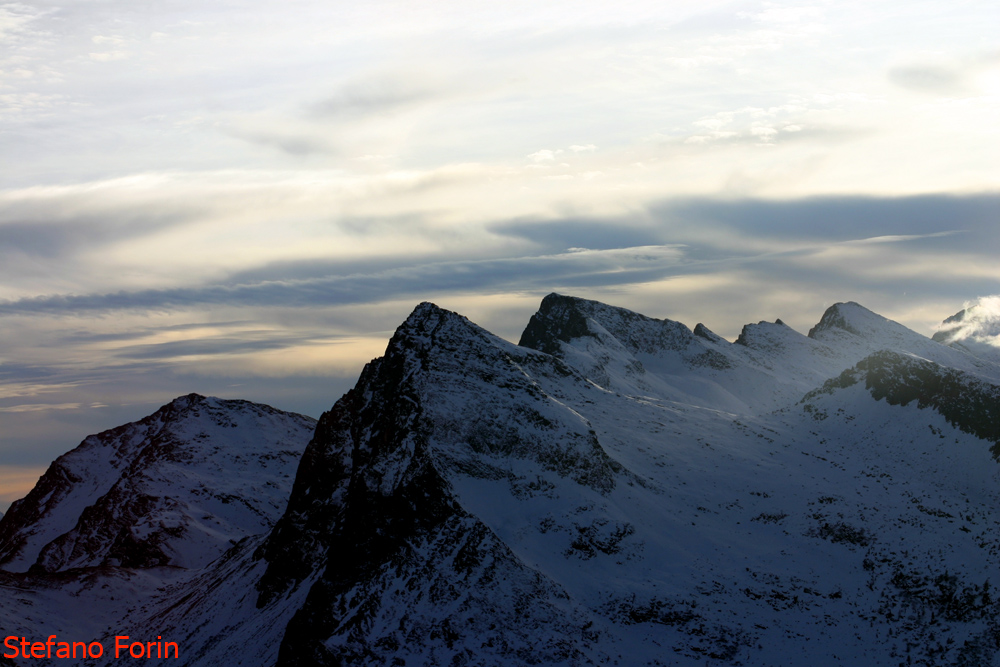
xmin=1 ymin=0 xmax=999 ymax=510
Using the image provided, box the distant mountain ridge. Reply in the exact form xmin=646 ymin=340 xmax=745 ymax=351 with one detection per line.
xmin=4 ymin=294 xmax=1000 ymax=666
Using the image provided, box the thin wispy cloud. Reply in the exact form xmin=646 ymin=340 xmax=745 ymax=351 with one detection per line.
xmin=0 ymin=245 xmax=687 ymax=315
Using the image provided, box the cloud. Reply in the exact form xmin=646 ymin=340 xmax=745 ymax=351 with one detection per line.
xmin=934 ymin=296 xmax=1000 ymax=345
xmin=224 ymin=71 xmax=456 ymax=156
xmin=3 ymin=192 xmax=999 ymax=485
xmin=740 ymin=3 xmax=826 ymax=29
xmin=840 ymin=231 xmax=961 ymax=246
xmin=889 ymin=64 xmax=967 ymax=95
xmin=653 ymin=194 xmax=1000 ymax=248
xmin=681 ymin=101 xmax=867 ymax=148
xmin=89 ymin=50 xmax=130 ymax=62
xmin=223 ymin=122 xmax=337 ymax=156
xmin=493 ymin=194 xmax=1000 ymax=264
xmin=490 ymin=217 xmax=663 ymax=251
xmin=2 ymin=193 xmax=997 ymax=319
xmin=112 ymin=333 xmax=334 ymax=361
xmin=528 ymin=145 xmax=596 ymax=162
xmin=306 ymin=74 xmax=440 ymax=119
xmin=0 ymin=181 xmax=209 ymax=271
xmin=0 ymin=210 xmax=195 ymax=259
xmin=889 ymin=51 xmax=1000 ymax=96
xmin=4 ymin=0 xmax=1000 ymax=502
xmin=0 ymin=402 xmax=82 ymax=413
xmin=54 ymin=320 xmax=255 ymax=346
xmin=528 ymin=149 xmax=560 ymax=162
xmin=0 ymin=245 xmax=687 ymax=316
xmin=0 ymin=3 xmax=43 ymax=40
xmin=91 ymin=35 xmax=126 ymax=46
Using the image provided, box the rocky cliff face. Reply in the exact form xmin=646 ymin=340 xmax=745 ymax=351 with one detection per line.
xmin=259 ymin=303 xmax=624 ymax=665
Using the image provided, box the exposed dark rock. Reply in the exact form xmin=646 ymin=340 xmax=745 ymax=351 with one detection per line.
xmin=519 ymin=293 xmax=594 ymax=355
xmin=805 ymin=349 xmax=1000 ymax=458
xmin=693 ymin=322 xmax=724 ymax=342
xmin=808 ymin=302 xmax=864 ymax=338
xmin=519 ymin=292 xmax=696 ymax=357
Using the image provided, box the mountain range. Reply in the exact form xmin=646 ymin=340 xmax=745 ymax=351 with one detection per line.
xmin=3 ymin=294 xmax=1000 ymax=666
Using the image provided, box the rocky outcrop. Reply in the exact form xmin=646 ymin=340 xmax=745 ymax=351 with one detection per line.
xmin=808 ymin=350 xmax=1000 ymax=458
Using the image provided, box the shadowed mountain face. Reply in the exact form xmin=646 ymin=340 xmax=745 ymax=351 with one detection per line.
xmin=259 ymin=303 xmax=621 ymax=665
xmin=6 ymin=294 xmax=1000 ymax=667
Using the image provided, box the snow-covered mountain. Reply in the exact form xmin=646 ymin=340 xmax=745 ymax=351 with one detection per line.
xmin=0 ymin=394 xmax=315 ymax=572
xmin=4 ymin=295 xmax=1000 ymax=667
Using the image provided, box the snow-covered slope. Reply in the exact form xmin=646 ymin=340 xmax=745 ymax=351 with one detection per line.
xmin=248 ymin=297 xmax=1000 ymax=666
xmin=7 ymin=295 xmax=1000 ymax=667
xmin=518 ymin=294 xmax=997 ymax=413
xmin=0 ymin=394 xmax=315 ymax=572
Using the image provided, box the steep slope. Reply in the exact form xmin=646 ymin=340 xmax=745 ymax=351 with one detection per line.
xmin=0 ymin=394 xmax=315 ymax=572
xmin=258 ymin=303 xmax=623 ymax=666
xmin=71 ymin=534 xmax=316 ymax=667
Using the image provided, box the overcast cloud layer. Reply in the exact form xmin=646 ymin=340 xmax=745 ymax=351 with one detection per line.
xmin=1 ymin=0 xmax=999 ymax=509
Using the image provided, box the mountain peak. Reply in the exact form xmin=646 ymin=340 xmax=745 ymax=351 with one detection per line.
xmin=398 ymin=301 xmax=478 ymax=336
xmin=807 ymin=301 xmax=880 ymax=338
xmin=0 ymin=395 xmax=315 ymax=573
xmin=173 ymin=391 xmax=207 ymax=405
xmin=519 ymin=292 xmax=696 ymax=359
xmin=406 ymin=300 xmax=446 ymax=320
xmin=693 ymin=322 xmax=725 ymax=343
xmin=12 ymin=295 xmax=1000 ymax=666
xmin=929 ymin=299 xmax=1000 ymax=367
xmin=518 ymin=293 xmax=594 ymax=355
xmin=933 ymin=308 xmax=968 ymax=343
xmin=931 ymin=299 xmax=1000 ymax=346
